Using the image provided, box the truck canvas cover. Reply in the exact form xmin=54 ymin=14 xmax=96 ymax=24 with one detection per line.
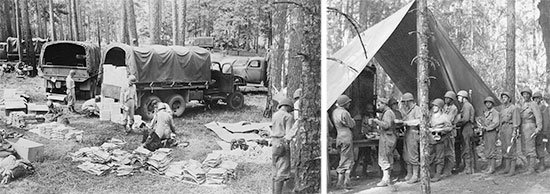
xmin=102 ymin=43 xmax=211 ymax=83
xmin=39 ymin=41 xmax=101 ymax=78
xmin=327 ymin=0 xmax=499 ymax=116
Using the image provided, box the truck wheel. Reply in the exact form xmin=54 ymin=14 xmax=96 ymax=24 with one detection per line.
xmin=140 ymin=95 xmax=161 ymax=120
xmin=227 ymin=92 xmax=244 ymax=110
xmin=168 ymin=94 xmax=186 ymax=117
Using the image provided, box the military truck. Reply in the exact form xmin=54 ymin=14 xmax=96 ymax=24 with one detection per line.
xmin=101 ymin=43 xmax=244 ymax=120
xmin=38 ymin=41 xmax=101 ymax=99
xmin=229 ymin=57 xmax=268 ymax=86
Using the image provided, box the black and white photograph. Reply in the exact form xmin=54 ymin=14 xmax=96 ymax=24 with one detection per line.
xmin=0 ymin=0 xmax=320 ymax=193
xmin=327 ymin=0 xmax=550 ymax=193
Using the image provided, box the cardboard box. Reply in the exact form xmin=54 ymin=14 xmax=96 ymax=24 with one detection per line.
xmin=10 ymin=138 xmax=44 ymax=162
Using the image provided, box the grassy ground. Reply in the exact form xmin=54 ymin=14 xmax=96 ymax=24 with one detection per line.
xmin=0 ymin=74 xmax=272 ymax=194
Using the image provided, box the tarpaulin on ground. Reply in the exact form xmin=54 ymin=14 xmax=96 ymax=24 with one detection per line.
xmin=327 ymin=0 xmax=500 ymax=115
xmin=38 ymin=41 xmax=101 ymax=77
xmin=101 ymin=43 xmax=211 ymax=83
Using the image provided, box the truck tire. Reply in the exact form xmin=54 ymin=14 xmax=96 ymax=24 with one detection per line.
xmin=168 ymin=94 xmax=186 ymax=117
xmin=227 ymin=92 xmax=244 ymax=110
xmin=140 ymin=95 xmax=161 ymax=120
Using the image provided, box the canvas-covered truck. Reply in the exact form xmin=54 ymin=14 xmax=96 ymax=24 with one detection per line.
xmin=38 ymin=41 xmax=101 ymax=99
xmin=101 ymin=43 xmax=245 ymax=120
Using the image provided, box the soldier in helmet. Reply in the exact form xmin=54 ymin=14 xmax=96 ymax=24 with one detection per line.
xmin=442 ymin=91 xmax=458 ymax=177
xmin=498 ymin=91 xmax=520 ymax=176
xmin=428 ymin=98 xmax=453 ymax=182
xmin=455 ymin=90 xmax=475 ymax=174
xmin=66 ymin=70 xmax=77 ymax=112
xmin=480 ymin=96 xmax=500 ymax=174
xmin=122 ymin=75 xmax=138 ymax=133
xmin=271 ymin=98 xmax=295 ymax=194
xmin=532 ymin=91 xmax=548 ymax=172
xmin=519 ymin=88 xmax=543 ymax=174
xmin=368 ymin=97 xmax=396 ymax=187
xmin=332 ymin=95 xmax=355 ymax=189
xmin=394 ymin=92 xmax=422 ymax=184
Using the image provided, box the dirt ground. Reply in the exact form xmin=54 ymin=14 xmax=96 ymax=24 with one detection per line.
xmin=0 ymin=74 xmax=273 ymax=194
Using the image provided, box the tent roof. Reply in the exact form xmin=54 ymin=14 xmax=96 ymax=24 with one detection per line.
xmin=327 ymin=0 xmax=499 ymax=115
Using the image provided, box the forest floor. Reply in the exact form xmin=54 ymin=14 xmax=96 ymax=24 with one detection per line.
xmin=0 ymin=73 xmax=272 ymax=194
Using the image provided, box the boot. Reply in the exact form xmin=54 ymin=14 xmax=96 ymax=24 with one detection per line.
xmin=273 ymin=180 xmax=284 ymax=194
xmin=406 ymin=165 xmax=419 ymax=184
xmin=376 ymin=169 xmax=391 ymax=187
xmin=498 ymin=158 xmax=510 ymax=175
xmin=484 ymin=159 xmax=495 ymax=174
xmin=460 ymin=159 xmax=473 ymax=175
xmin=431 ymin=164 xmax=443 ymax=182
xmin=536 ymin=157 xmax=546 ymax=173
xmin=522 ymin=156 xmax=536 ymax=175
xmin=505 ymin=159 xmax=516 ymax=177
xmin=336 ymin=173 xmax=345 ymax=189
xmin=343 ymin=171 xmax=352 ymax=189
xmin=403 ymin=164 xmax=412 ymax=181
xmin=441 ymin=160 xmax=454 ymax=178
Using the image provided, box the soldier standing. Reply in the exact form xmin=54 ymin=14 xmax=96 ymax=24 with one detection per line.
xmin=519 ymin=88 xmax=543 ymax=175
xmin=498 ymin=92 xmax=520 ymax=176
xmin=428 ymin=98 xmax=452 ymax=182
xmin=332 ymin=95 xmax=355 ymax=189
xmin=394 ymin=92 xmax=421 ymax=184
xmin=456 ymin=90 xmax=475 ymax=174
xmin=442 ymin=91 xmax=458 ymax=177
xmin=481 ymin=97 xmax=500 ymax=174
xmin=66 ymin=70 xmax=76 ymax=112
xmin=271 ymin=98 xmax=294 ymax=194
xmin=122 ymin=75 xmax=138 ymax=133
xmin=532 ymin=92 xmax=548 ymax=172
xmin=368 ymin=98 xmax=396 ymax=187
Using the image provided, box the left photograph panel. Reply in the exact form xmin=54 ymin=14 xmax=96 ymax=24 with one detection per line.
xmin=0 ymin=0 xmax=321 ymax=193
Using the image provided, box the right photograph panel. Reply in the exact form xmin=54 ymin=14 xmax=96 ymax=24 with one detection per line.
xmin=326 ymin=0 xmax=549 ymax=193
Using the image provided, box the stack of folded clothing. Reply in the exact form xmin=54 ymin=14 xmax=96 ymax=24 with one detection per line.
xmin=110 ymin=149 xmax=134 ymax=166
xmin=132 ymin=146 xmax=151 ymax=165
xmin=218 ymin=160 xmax=238 ymax=180
xmin=146 ymin=148 xmax=172 ymax=174
xmin=116 ymin=165 xmax=135 ymax=176
xmin=77 ymin=161 xmax=111 ymax=176
xmin=202 ymin=152 xmax=221 ymax=169
xmin=164 ymin=161 xmax=187 ymax=181
xmin=88 ymin=147 xmax=111 ymax=163
xmin=205 ymin=168 xmax=227 ymax=185
xmin=182 ymin=159 xmax=206 ymax=185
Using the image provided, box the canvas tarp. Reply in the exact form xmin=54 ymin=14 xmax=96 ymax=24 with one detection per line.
xmin=39 ymin=41 xmax=101 ymax=77
xmin=6 ymin=37 xmax=48 ymax=55
xmin=101 ymin=43 xmax=211 ymax=83
xmin=327 ymin=0 xmax=500 ymax=115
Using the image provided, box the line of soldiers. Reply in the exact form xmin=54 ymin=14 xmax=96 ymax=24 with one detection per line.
xmin=332 ymin=87 xmax=549 ymax=189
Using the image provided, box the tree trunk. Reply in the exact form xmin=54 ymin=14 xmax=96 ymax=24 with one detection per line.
xmin=294 ymin=0 xmax=321 ymax=193
xmin=263 ymin=2 xmax=287 ymax=117
xmin=149 ymin=0 xmax=161 ymax=44
xmin=48 ymin=0 xmax=55 ymax=40
xmin=0 ymin=0 xmax=14 ymax=40
xmin=539 ymin=0 xmax=550 ymax=92
xmin=120 ymin=0 xmax=129 ymax=44
xmin=33 ymin=0 xmax=40 ymax=37
xmin=21 ymin=0 xmax=37 ymax=76
xmin=506 ymin=0 xmax=516 ymax=100
xmin=103 ymin=0 xmax=110 ymax=44
xmin=417 ymin=0 xmax=431 ymax=193
xmin=172 ymin=0 xmax=178 ymax=45
xmin=359 ymin=0 xmax=368 ymax=29
xmin=286 ymin=6 xmax=303 ymax=99
xmin=78 ymin=0 xmax=85 ymax=41
xmin=126 ymin=0 xmax=138 ymax=46
xmin=15 ymin=0 xmax=22 ymax=61
xmin=177 ymin=0 xmax=186 ymax=45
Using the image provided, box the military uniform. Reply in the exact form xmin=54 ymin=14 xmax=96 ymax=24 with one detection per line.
xmin=457 ymin=99 xmax=475 ymax=173
xmin=482 ymin=99 xmax=500 ymax=174
xmin=400 ymin=104 xmax=421 ymax=183
xmin=442 ymin=103 xmax=458 ymax=174
xmin=377 ymin=107 xmax=396 ymax=172
xmin=332 ymin=106 xmax=356 ymax=177
xmin=519 ymin=101 xmax=542 ymax=160
xmin=429 ymin=111 xmax=452 ymax=181
xmin=66 ymin=73 xmax=76 ymax=110
xmin=498 ymin=96 xmax=520 ymax=176
xmin=122 ymin=82 xmax=137 ymax=131
xmin=271 ymin=105 xmax=294 ymax=188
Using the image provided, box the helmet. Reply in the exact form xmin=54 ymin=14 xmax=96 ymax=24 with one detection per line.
xmin=431 ymin=98 xmax=444 ymax=108
xmin=500 ymin=92 xmax=511 ymax=99
xmin=336 ymin=95 xmax=352 ymax=107
xmin=128 ymin=75 xmax=137 ymax=83
xmin=533 ymin=91 xmax=542 ymax=99
xmin=402 ymin=92 xmax=414 ymax=102
xmin=278 ymin=98 xmax=293 ymax=109
xmin=484 ymin=96 xmax=495 ymax=104
xmin=457 ymin=90 xmax=468 ymax=98
xmin=444 ymin=91 xmax=456 ymax=101
xmin=388 ymin=98 xmax=398 ymax=106
xmin=520 ymin=88 xmax=532 ymax=96
xmin=378 ymin=97 xmax=389 ymax=105
xmin=293 ymin=88 xmax=302 ymax=99
xmin=94 ymin=96 xmax=101 ymax=102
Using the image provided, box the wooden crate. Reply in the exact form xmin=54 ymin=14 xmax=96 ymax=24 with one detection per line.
xmin=9 ymin=138 xmax=44 ymax=162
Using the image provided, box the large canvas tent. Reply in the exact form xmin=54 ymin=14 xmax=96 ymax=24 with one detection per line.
xmin=327 ymin=0 xmax=499 ymax=116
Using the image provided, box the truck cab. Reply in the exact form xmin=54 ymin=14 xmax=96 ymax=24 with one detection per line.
xmin=231 ymin=57 xmax=268 ymax=86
